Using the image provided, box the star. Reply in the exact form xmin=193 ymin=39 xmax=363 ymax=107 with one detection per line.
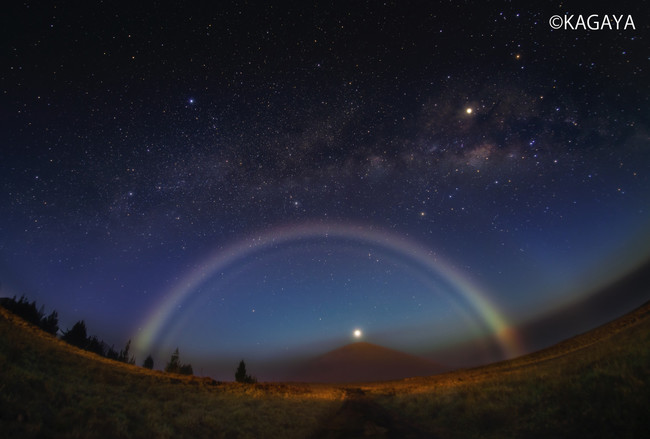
xmin=2 ymin=0 xmax=647 ymax=383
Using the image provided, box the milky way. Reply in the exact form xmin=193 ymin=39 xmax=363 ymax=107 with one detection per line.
xmin=2 ymin=2 xmax=649 ymax=379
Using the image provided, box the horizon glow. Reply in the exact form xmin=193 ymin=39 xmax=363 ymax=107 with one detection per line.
xmin=134 ymin=221 xmax=526 ymax=362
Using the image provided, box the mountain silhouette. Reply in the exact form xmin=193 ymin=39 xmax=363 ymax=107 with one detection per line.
xmin=291 ymin=341 xmax=447 ymax=383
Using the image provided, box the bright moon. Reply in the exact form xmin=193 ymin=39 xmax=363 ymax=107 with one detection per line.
xmin=353 ymin=329 xmax=362 ymax=338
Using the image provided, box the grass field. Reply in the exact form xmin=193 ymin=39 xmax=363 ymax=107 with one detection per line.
xmin=1 ymin=301 xmax=649 ymax=438
xmin=0 ymin=307 xmax=343 ymax=438
xmin=369 ymin=303 xmax=650 ymax=438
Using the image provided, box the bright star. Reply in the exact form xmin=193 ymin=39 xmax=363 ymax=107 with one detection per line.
xmin=466 ymin=107 xmax=473 ymax=114
xmin=353 ymin=328 xmax=362 ymax=338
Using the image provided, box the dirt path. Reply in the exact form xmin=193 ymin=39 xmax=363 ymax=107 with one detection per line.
xmin=310 ymin=388 xmax=434 ymax=438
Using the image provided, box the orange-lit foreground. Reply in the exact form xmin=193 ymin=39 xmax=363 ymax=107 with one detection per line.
xmin=2 ymin=300 xmax=649 ymax=438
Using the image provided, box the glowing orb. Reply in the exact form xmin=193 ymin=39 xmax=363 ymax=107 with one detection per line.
xmin=353 ymin=329 xmax=362 ymax=338
xmin=465 ymin=107 xmax=473 ymax=114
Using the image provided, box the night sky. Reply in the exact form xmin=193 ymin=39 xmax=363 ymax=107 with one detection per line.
xmin=2 ymin=2 xmax=649 ymax=380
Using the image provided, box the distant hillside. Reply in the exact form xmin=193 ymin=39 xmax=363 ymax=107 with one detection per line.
xmin=291 ymin=341 xmax=447 ymax=383
xmin=363 ymin=300 xmax=650 ymax=438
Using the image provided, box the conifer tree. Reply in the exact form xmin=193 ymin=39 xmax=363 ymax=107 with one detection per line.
xmin=165 ymin=348 xmax=181 ymax=373
xmin=61 ymin=320 xmax=88 ymax=349
xmin=118 ymin=339 xmax=135 ymax=364
xmin=41 ymin=310 xmax=59 ymax=335
xmin=143 ymin=354 xmax=154 ymax=369
xmin=235 ymin=360 xmax=257 ymax=383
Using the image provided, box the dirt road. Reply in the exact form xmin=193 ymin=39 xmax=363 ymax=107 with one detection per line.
xmin=310 ymin=387 xmax=434 ymax=438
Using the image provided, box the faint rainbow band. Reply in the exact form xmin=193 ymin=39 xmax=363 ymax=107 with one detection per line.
xmin=134 ymin=222 xmax=525 ymax=358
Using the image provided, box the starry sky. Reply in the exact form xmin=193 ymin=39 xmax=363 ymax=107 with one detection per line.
xmin=2 ymin=1 xmax=649 ymax=380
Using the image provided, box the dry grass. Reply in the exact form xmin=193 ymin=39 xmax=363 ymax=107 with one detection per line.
xmin=2 ymin=301 xmax=650 ymax=438
xmin=362 ymin=302 xmax=650 ymax=438
xmin=0 ymin=307 xmax=343 ymax=438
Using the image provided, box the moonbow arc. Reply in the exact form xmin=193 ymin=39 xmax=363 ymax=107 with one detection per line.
xmin=134 ymin=222 xmax=524 ymax=358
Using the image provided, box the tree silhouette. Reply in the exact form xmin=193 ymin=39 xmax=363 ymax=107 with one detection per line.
xmin=118 ymin=339 xmax=135 ymax=365
xmin=106 ymin=345 xmax=119 ymax=360
xmin=165 ymin=348 xmax=193 ymax=375
xmin=0 ymin=295 xmax=59 ymax=334
xmin=143 ymin=354 xmax=154 ymax=369
xmin=41 ymin=310 xmax=59 ymax=335
xmin=86 ymin=335 xmax=106 ymax=356
xmin=179 ymin=363 xmax=193 ymax=375
xmin=2 ymin=295 xmax=148 ymax=367
xmin=61 ymin=320 xmax=88 ymax=349
xmin=235 ymin=360 xmax=256 ymax=383
xmin=165 ymin=348 xmax=181 ymax=373
xmin=235 ymin=360 xmax=246 ymax=382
